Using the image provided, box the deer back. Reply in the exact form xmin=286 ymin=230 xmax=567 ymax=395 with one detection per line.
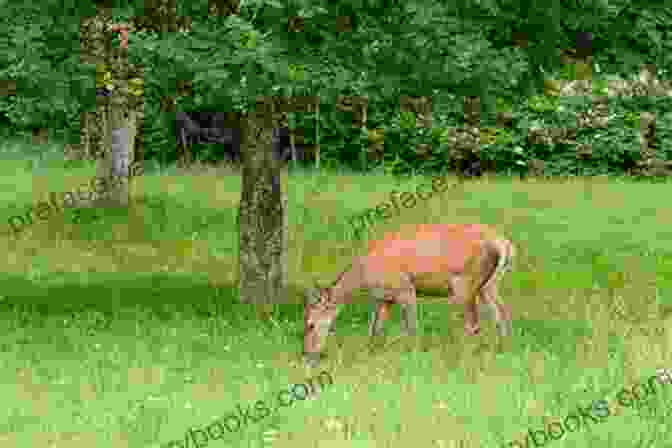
xmin=362 ymin=224 xmax=497 ymax=291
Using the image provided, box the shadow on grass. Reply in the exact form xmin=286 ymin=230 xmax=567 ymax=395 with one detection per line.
xmin=0 ymin=273 xmax=307 ymax=328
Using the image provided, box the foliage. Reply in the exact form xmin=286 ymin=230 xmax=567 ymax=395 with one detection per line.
xmin=0 ymin=2 xmax=92 ymax=142
xmin=0 ymin=0 xmax=670 ymax=175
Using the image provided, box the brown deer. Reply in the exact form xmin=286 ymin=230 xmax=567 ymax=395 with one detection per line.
xmin=303 ymin=224 xmax=515 ymax=364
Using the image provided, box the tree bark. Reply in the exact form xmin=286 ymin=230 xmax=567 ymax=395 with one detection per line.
xmin=80 ymin=7 xmax=142 ymax=208
xmin=238 ymin=100 xmax=286 ymax=318
xmin=96 ymin=99 xmax=136 ymax=206
xmin=80 ymin=8 xmax=112 ymax=163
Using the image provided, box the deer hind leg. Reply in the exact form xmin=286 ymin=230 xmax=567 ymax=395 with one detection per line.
xmin=480 ymin=281 xmax=512 ymax=337
xmin=477 ymin=294 xmax=508 ymax=336
xmin=478 ymin=298 xmax=497 ymax=322
xmin=479 ymin=240 xmax=514 ymax=337
xmin=448 ymin=275 xmax=480 ymax=335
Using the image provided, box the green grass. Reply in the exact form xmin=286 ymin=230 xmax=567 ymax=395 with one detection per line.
xmin=1 ymin=138 xmax=672 ymax=448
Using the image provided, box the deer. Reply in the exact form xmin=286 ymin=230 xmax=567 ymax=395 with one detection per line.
xmin=303 ymin=224 xmax=515 ymax=365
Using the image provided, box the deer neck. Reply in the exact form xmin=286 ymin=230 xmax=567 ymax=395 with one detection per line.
xmin=328 ymin=260 xmax=365 ymax=307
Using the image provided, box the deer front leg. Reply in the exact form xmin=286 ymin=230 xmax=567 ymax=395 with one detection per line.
xmin=396 ymin=276 xmax=418 ymax=336
xmin=397 ymin=282 xmax=418 ymax=353
xmin=369 ymin=288 xmax=388 ymax=337
xmin=400 ymin=303 xmax=417 ymax=336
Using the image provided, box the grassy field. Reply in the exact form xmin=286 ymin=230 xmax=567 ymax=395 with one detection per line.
xmin=1 ymin=138 xmax=672 ymax=448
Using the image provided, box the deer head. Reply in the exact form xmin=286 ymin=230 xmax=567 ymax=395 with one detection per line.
xmin=303 ymin=282 xmax=338 ymax=365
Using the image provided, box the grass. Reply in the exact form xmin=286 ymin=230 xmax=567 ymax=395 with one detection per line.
xmin=1 ymin=137 xmax=672 ymax=448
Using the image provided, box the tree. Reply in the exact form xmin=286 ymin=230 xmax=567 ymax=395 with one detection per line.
xmin=79 ymin=4 xmax=144 ymax=208
xmin=9 ymin=0 xmax=656 ymax=316
xmin=237 ymin=97 xmax=286 ymax=318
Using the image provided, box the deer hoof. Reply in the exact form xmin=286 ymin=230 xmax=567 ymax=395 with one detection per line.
xmin=465 ymin=324 xmax=480 ymax=336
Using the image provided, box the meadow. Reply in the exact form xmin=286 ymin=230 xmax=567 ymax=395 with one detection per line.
xmin=1 ymin=137 xmax=672 ymax=448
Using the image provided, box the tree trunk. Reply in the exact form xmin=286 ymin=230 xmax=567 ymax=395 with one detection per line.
xmin=80 ymin=9 xmax=112 ymax=164
xmin=86 ymin=11 xmax=146 ymax=208
xmin=238 ymin=103 xmax=286 ymax=319
xmin=96 ymin=100 xmax=136 ymax=207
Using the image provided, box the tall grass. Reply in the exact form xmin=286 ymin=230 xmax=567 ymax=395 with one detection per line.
xmin=1 ymin=138 xmax=671 ymax=448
